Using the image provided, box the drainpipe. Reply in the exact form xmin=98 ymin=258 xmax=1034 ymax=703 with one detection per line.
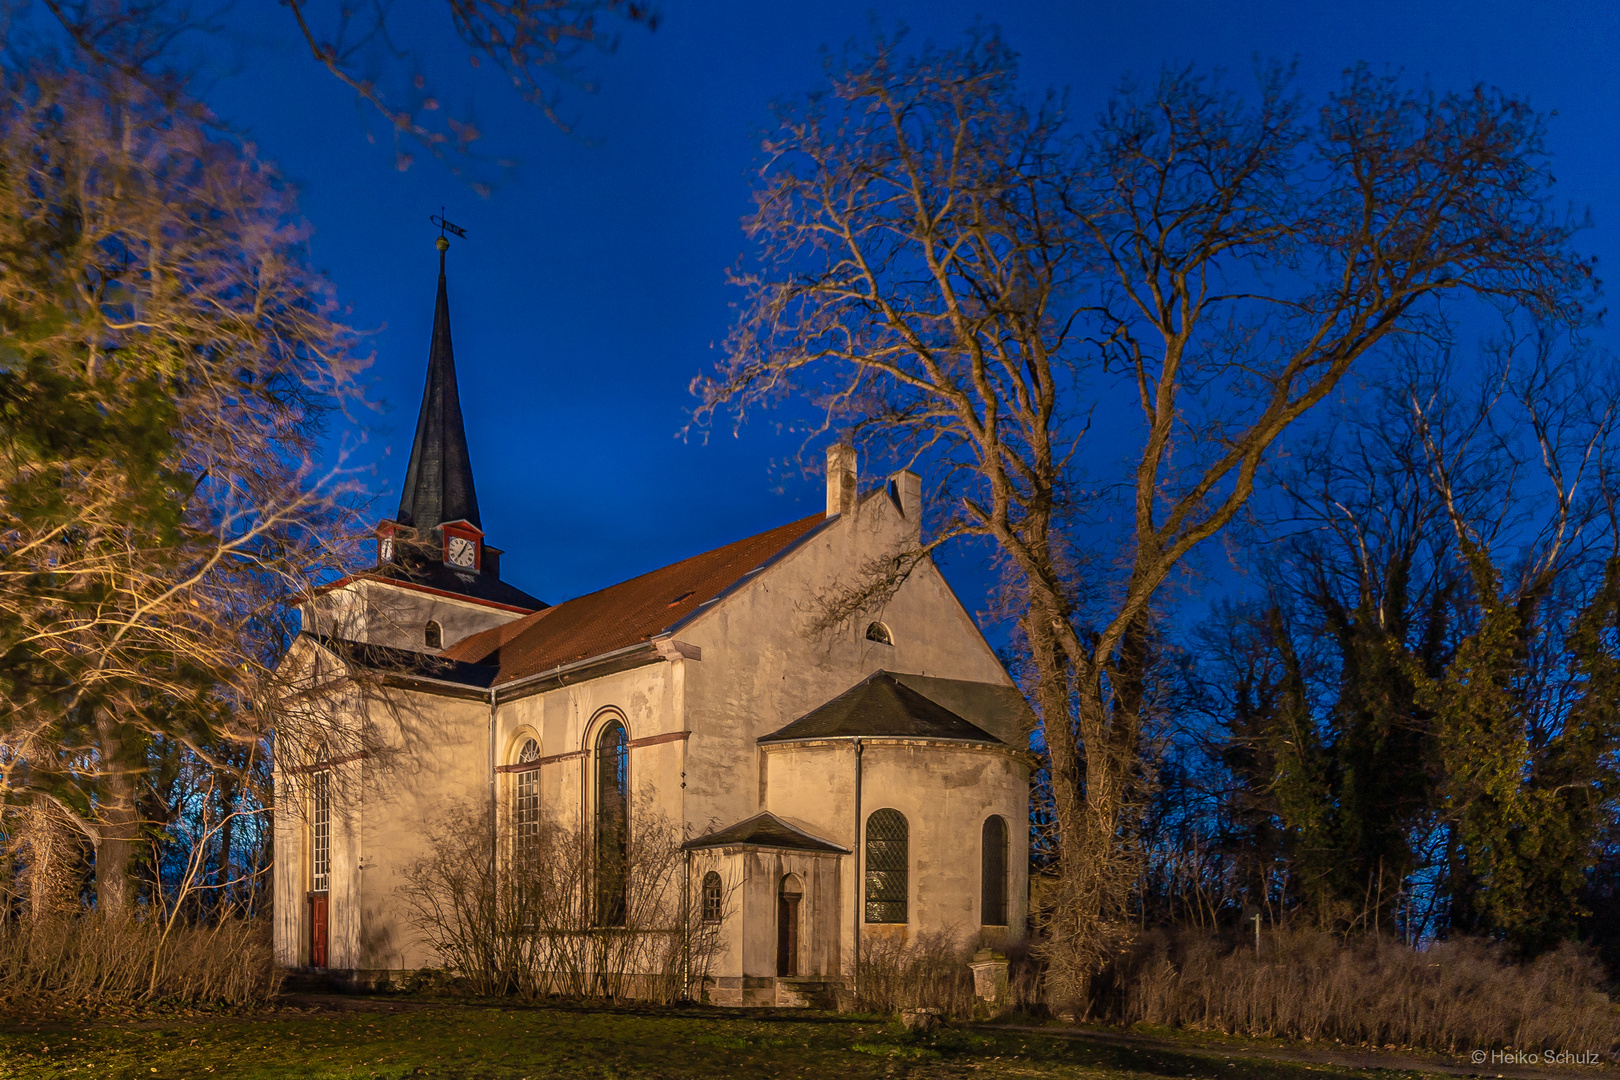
xmin=851 ymin=736 xmax=863 ymax=998
xmin=682 ymin=848 xmax=692 ymax=1001
xmin=488 ymin=685 xmax=498 ymax=907
xmin=681 ymin=728 xmax=691 ymax=1001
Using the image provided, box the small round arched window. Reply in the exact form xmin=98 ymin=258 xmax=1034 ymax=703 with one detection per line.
xmin=865 ymin=621 xmax=893 ymax=646
xmin=701 ymin=871 xmax=723 ymax=924
xmin=424 ymin=620 xmax=443 ymax=650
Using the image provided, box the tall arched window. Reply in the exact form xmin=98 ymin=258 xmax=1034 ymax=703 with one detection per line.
xmin=424 ymin=620 xmax=443 ymax=649
xmin=514 ymin=738 xmax=541 ymax=853
xmin=594 ymin=719 xmax=629 ymax=926
xmin=701 ymin=871 xmax=723 ymax=924
xmin=864 ymin=808 xmax=908 ymax=923
xmin=310 ymin=745 xmax=332 ymax=894
xmin=981 ymin=815 xmax=1009 ymax=926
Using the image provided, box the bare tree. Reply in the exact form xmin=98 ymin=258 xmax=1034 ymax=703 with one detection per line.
xmin=0 ymin=65 xmax=367 ymax=913
xmin=693 ymin=32 xmax=1590 ymax=1009
xmin=401 ymin=798 xmax=724 ymax=1001
xmin=31 ymin=0 xmax=660 ymax=177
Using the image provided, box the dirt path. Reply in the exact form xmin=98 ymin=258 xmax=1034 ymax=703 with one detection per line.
xmin=983 ymin=1023 xmax=1615 ymax=1080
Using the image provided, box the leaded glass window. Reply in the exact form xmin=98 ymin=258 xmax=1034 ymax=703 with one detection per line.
xmin=424 ymin=620 xmax=442 ymax=649
xmin=864 ymin=808 xmax=908 ymax=923
xmin=311 ymin=746 xmax=331 ymax=893
xmin=515 ymin=738 xmax=541 ymax=851
xmin=701 ymin=871 xmax=723 ymax=924
xmin=594 ymin=719 xmax=629 ymax=926
xmin=981 ymin=815 xmax=1008 ymax=926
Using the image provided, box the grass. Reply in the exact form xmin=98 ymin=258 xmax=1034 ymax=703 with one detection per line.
xmin=0 ymin=998 xmax=1483 ymax=1080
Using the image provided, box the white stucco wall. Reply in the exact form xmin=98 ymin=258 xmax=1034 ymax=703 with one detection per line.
xmin=676 ymin=488 xmax=1014 ymax=843
xmin=273 ymin=477 xmax=1031 ymax=987
xmin=763 ymin=739 xmax=1030 ymax=963
xmin=303 ymin=578 xmax=526 ymax=653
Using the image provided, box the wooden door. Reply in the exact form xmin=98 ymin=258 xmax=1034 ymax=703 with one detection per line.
xmin=309 ymin=894 xmax=328 ymax=968
xmin=776 ymin=877 xmax=802 ymax=977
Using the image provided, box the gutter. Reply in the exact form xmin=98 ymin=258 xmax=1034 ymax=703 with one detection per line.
xmin=852 ymin=735 xmax=862 ymax=998
xmin=490 ymin=640 xmax=663 ymax=703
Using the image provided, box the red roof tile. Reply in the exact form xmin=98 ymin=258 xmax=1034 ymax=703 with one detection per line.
xmin=442 ymin=512 xmax=826 ymax=684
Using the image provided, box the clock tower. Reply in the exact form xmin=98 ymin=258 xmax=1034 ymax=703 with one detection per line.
xmin=306 ymin=236 xmax=543 ymax=654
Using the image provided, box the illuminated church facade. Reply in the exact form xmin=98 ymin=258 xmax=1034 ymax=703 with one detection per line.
xmin=272 ymin=243 xmax=1032 ymax=1003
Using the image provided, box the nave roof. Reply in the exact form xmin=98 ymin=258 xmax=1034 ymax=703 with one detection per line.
xmin=441 ymin=511 xmax=828 ymax=684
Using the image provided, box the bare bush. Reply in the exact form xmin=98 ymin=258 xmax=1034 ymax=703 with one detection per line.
xmin=1097 ymin=928 xmax=1617 ymax=1054
xmin=399 ymin=799 xmax=723 ymax=1002
xmin=855 ymin=933 xmax=1042 ymax=1018
xmin=0 ymin=914 xmax=277 ymax=1010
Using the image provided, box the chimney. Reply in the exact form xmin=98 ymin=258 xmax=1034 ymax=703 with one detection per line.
xmin=826 ymin=444 xmax=858 ymax=518
xmin=890 ymin=470 xmax=921 ymax=539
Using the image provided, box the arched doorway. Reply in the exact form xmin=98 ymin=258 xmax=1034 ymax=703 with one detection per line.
xmin=776 ymin=874 xmax=803 ymax=977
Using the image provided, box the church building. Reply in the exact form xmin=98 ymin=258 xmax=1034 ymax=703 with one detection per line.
xmin=272 ymin=241 xmax=1033 ymax=1004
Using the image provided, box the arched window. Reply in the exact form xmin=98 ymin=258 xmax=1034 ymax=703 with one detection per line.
xmin=514 ymin=738 xmax=541 ymax=853
xmin=864 ymin=808 xmax=908 ymax=923
xmin=310 ymin=745 xmax=331 ymax=894
xmin=981 ymin=815 xmax=1009 ymax=926
xmin=701 ymin=871 xmax=723 ymax=924
xmin=865 ymin=621 xmax=893 ymax=645
xmin=594 ymin=719 xmax=629 ymax=927
xmin=424 ymin=620 xmax=443 ymax=649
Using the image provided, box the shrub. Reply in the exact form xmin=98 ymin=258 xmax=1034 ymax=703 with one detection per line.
xmin=1095 ymin=927 xmax=1617 ymax=1054
xmin=0 ymin=914 xmax=278 ymax=1009
xmin=854 ymin=933 xmax=1042 ymax=1018
xmin=399 ymin=799 xmax=721 ymax=1003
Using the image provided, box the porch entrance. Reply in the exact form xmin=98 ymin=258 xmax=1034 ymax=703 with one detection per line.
xmin=776 ymin=875 xmax=802 ymax=977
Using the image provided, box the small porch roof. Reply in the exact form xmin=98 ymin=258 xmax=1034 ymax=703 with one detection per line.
xmin=681 ymin=812 xmax=849 ymax=854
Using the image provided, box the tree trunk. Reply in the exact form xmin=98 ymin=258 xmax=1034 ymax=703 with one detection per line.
xmin=94 ymin=710 xmax=142 ymax=916
xmin=17 ymin=798 xmax=80 ymax=921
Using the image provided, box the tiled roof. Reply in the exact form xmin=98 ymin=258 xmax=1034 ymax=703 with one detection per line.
xmin=886 ymin=672 xmax=1035 ymax=747
xmin=442 ymin=512 xmax=827 ymax=684
xmin=759 ymin=670 xmax=1004 ymax=745
xmin=681 ymin=812 xmax=849 ymax=854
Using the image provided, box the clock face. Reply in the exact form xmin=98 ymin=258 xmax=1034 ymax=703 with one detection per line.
xmin=446 ymin=536 xmax=476 ymax=568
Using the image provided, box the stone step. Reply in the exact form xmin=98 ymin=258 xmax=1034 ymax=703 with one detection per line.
xmin=776 ymin=978 xmax=838 ymax=1009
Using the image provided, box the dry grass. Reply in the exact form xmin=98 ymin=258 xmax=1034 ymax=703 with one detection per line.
xmin=0 ymin=913 xmax=278 ymax=1009
xmin=1099 ymin=927 xmax=1618 ymax=1053
xmin=854 ymin=933 xmax=1042 ymax=1017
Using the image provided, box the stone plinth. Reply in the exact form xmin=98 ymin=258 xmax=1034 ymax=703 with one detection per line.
xmin=968 ymin=948 xmax=1009 ymax=1004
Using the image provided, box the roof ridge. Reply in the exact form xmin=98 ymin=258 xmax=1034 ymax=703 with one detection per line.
xmin=758 ymin=668 xmax=1005 ymax=745
xmin=553 ymin=512 xmax=824 ymax=610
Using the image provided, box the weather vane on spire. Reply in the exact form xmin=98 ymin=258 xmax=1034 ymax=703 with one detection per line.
xmin=430 ymin=208 xmax=467 ymax=253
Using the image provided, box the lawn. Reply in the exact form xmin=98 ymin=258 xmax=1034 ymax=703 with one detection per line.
xmin=0 ymin=1000 xmax=1453 ymax=1080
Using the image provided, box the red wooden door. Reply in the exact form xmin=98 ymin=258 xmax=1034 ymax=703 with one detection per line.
xmin=309 ymin=894 xmax=328 ymax=968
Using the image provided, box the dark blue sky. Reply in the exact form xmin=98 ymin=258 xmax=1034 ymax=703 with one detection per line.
xmin=201 ymin=0 xmax=1619 ymax=619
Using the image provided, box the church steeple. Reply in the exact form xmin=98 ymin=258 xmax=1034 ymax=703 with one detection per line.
xmin=397 ymin=237 xmax=481 ymax=531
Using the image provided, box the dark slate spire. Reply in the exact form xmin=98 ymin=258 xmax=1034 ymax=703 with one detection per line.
xmin=397 ymin=238 xmax=481 ymax=530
